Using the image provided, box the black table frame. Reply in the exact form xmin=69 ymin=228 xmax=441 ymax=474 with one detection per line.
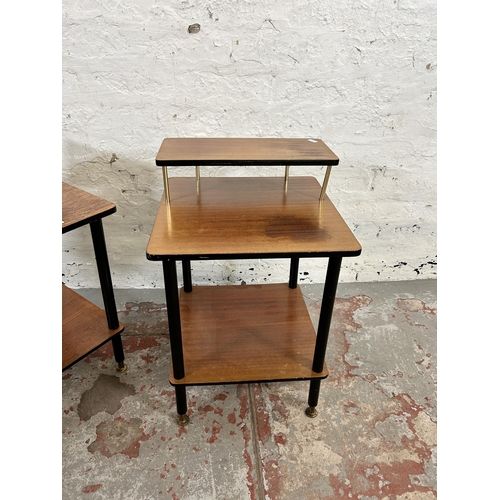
xmin=63 ymin=215 xmax=126 ymax=372
xmin=159 ymin=252 xmax=342 ymax=425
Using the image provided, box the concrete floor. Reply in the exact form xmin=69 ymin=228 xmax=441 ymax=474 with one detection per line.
xmin=62 ymin=280 xmax=437 ymax=500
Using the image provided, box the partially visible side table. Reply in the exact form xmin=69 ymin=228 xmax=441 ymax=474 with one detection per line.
xmin=147 ymin=138 xmax=361 ymax=426
xmin=62 ymin=182 xmax=126 ymax=372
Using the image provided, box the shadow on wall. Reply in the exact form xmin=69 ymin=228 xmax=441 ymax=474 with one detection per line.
xmin=63 ymin=139 xmax=163 ymax=221
xmin=62 ymin=140 xmax=167 ymax=286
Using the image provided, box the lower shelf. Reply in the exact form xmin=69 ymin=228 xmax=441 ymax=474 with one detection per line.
xmin=62 ymin=284 xmax=124 ymax=370
xmin=170 ymin=283 xmax=328 ymax=386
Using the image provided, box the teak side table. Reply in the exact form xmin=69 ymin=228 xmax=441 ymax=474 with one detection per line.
xmin=62 ymin=182 xmax=127 ymax=372
xmin=146 ymin=138 xmax=361 ymax=425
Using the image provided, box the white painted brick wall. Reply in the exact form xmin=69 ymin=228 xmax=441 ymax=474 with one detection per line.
xmin=62 ymin=0 xmax=436 ymax=288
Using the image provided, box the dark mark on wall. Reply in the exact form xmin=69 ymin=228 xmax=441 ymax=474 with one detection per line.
xmin=368 ymin=166 xmax=387 ymax=191
xmin=395 ymin=224 xmax=420 ymax=233
xmin=264 ymin=18 xmax=280 ymax=31
xmin=206 ymin=7 xmax=218 ymax=21
xmin=121 ymin=189 xmax=150 ymax=195
xmin=188 ymin=23 xmax=201 ymax=34
xmin=414 ymin=258 xmax=437 ymax=275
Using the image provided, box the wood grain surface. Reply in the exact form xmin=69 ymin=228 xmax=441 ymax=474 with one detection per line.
xmin=169 ymin=283 xmax=328 ymax=385
xmin=156 ymin=138 xmax=339 ymax=166
xmin=62 ymin=182 xmax=116 ymax=233
xmin=147 ymin=176 xmax=361 ymax=259
xmin=62 ymin=284 xmax=124 ymax=369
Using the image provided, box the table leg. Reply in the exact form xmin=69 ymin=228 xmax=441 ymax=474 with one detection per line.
xmin=90 ymin=219 xmax=127 ymax=372
xmin=306 ymin=379 xmax=321 ymax=418
xmin=162 ymin=259 xmax=189 ymax=425
xmin=306 ymin=256 xmax=342 ymax=417
xmin=175 ymin=385 xmax=189 ymax=426
xmin=111 ymin=334 xmax=127 ymax=372
xmin=182 ymin=259 xmax=193 ymax=293
xmin=289 ymin=257 xmax=299 ymax=289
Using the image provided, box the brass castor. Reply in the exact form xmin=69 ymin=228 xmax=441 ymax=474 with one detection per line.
xmin=116 ymin=362 xmax=128 ymax=373
xmin=305 ymin=406 xmax=318 ymax=418
xmin=177 ymin=414 xmax=190 ymax=426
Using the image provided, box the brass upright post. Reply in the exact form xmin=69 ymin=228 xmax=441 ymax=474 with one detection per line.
xmin=319 ymin=165 xmax=332 ymax=201
xmin=162 ymin=166 xmax=170 ymax=204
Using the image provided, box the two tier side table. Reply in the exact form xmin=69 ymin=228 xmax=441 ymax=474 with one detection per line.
xmin=62 ymin=182 xmax=126 ymax=372
xmin=146 ymin=138 xmax=361 ymax=425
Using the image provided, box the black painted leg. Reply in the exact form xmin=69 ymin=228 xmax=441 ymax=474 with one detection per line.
xmin=163 ymin=259 xmax=189 ymax=425
xmin=163 ymin=259 xmax=185 ymax=379
xmin=111 ymin=334 xmax=127 ymax=372
xmin=306 ymin=256 xmax=343 ymax=417
xmin=312 ymin=256 xmax=342 ymax=371
xmin=90 ymin=219 xmax=127 ymax=372
xmin=289 ymin=257 xmax=299 ymax=289
xmin=306 ymin=379 xmax=321 ymax=418
xmin=182 ymin=259 xmax=192 ymax=293
xmin=175 ymin=385 xmax=189 ymax=426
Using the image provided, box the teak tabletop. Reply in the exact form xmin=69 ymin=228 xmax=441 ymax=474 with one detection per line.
xmin=62 ymin=182 xmax=116 ymax=233
xmin=146 ymin=176 xmax=361 ymax=259
xmin=155 ymin=138 xmax=339 ymax=166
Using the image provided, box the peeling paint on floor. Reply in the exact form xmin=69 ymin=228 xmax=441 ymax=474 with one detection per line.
xmin=62 ymin=280 xmax=436 ymax=499
xmin=77 ymin=374 xmax=136 ymax=421
xmin=88 ymin=417 xmax=149 ymax=458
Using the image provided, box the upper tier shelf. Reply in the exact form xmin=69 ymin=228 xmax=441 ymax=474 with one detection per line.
xmin=155 ymin=138 xmax=339 ymax=166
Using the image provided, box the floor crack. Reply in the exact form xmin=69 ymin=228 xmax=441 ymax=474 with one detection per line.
xmin=248 ymin=383 xmax=266 ymax=500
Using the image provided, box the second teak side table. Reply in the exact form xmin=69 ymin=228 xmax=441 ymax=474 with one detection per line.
xmin=146 ymin=138 xmax=361 ymax=426
xmin=62 ymin=182 xmax=126 ymax=372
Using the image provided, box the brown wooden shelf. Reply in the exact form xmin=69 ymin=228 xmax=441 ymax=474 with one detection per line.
xmin=155 ymin=137 xmax=339 ymax=166
xmin=147 ymin=176 xmax=361 ymax=260
xmin=62 ymin=284 xmax=124 ymax=370
xmin=62 ymin=182 xmax=116 ymax=233
xmin=170 ymin=283 xmax=328 ymax=386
